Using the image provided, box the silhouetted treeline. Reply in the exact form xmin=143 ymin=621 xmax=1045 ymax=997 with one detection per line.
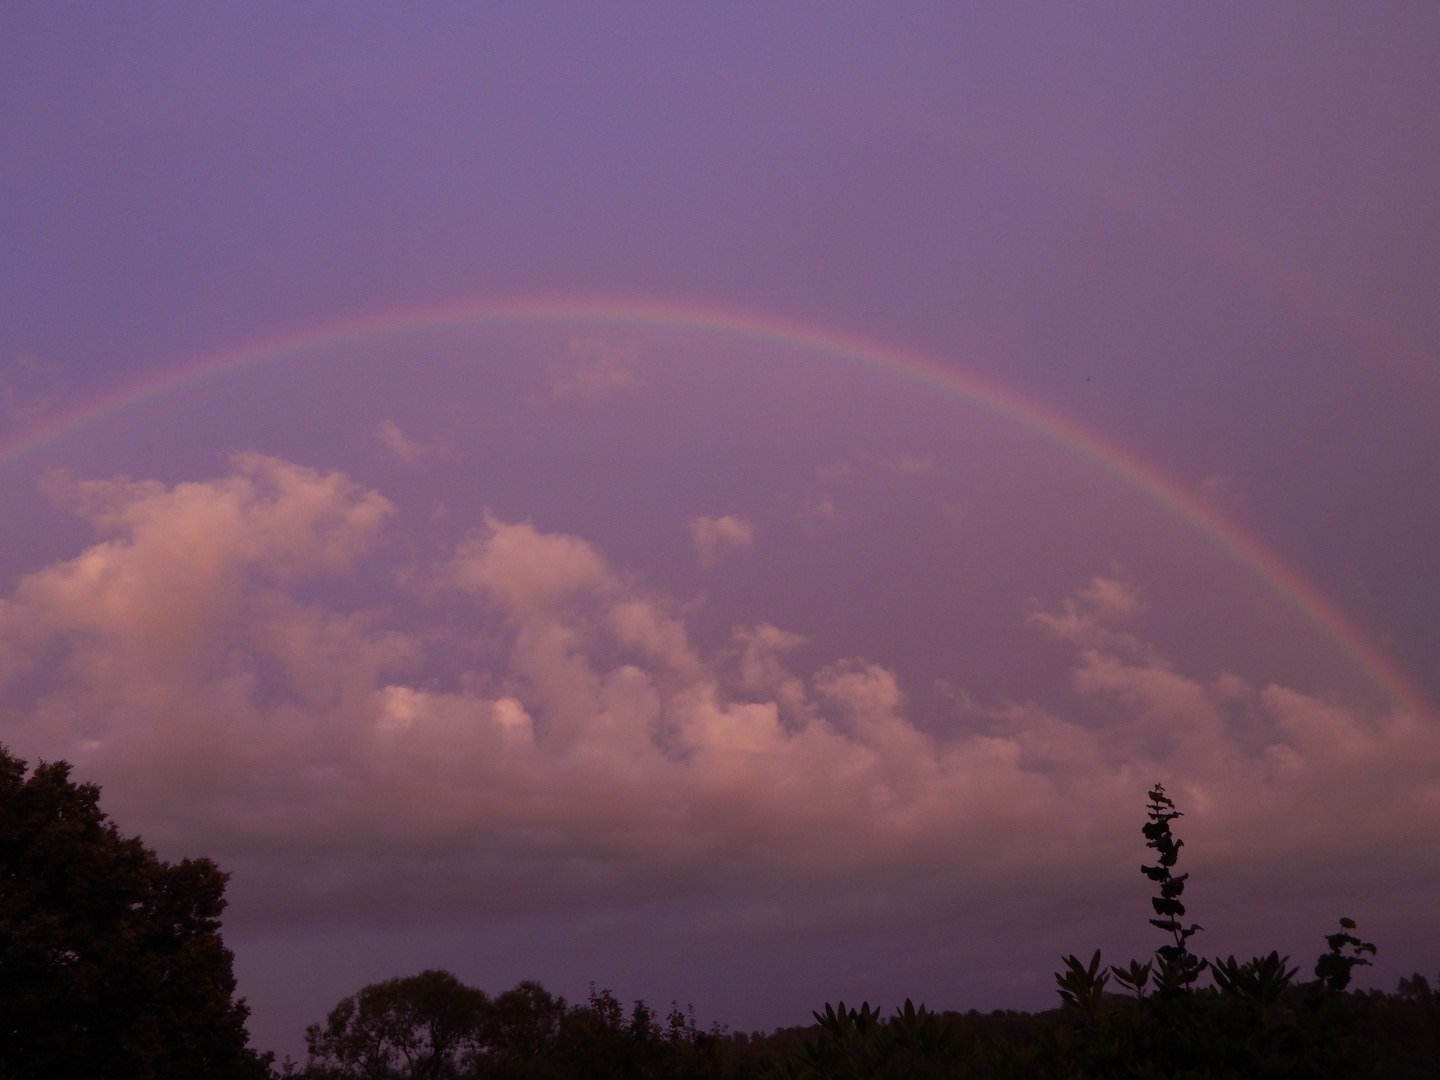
xmin=288 ymin=787 xmax=1440 ymax=1079
xmin=7 ymin=745 xmax=1435 ymax=1080
xmin=288 ymin=971 xmax=815 ymax=1079
xmin=285 ymin=971 xmax=1440 ymax=1079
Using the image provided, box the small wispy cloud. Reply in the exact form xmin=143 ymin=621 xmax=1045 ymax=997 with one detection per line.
xmin=551 ymin=335 xmax=640 ymax=397
xmin=797 ymin=495 xmax=840 ymax=530
xmin=688 ymin=513 xmax=756 ymax=568
xmin=891 ymin=453 xmax=936 ymax=477
xmin=1201 ymin=475 xmax=1232 ymax=495
xmin=376 ymin=419 xmax=434 ymax=464
xmin=1199 ymin=474 xmax=1242 ymax=511
xmin=818 ymin=453 xmax=937 ymax=483
xmin=938 ymin=500 xmax=968 ymax=527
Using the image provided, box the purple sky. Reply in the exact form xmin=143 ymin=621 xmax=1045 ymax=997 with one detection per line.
xmin=3 ymin=4 xmax=1438 ymax=1061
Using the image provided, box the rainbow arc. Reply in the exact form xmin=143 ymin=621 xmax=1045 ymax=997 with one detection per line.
xmin=2 ymin=296 xmax=1430 ymax=723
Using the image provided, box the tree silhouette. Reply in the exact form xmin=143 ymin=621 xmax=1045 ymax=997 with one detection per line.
xmin=304 ymin=969 xmax=487 ymax=1079
xmin=0 ymin=745 xmax=271 ymax=1079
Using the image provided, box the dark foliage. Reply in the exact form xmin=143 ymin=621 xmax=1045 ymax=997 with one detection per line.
xmin=304 ymin=969 xmax=488 ymax=1079
xmin=1138 ymin=782 xmax=1206 ymax=991
xmin=299 ymin=975 xmax=1440 ymax=1080
xmin=748 ymin=981 xmax=1440 ymax=1079
xmin=1317 ymin=917 xmax=1378 ymax=992
xmin=300 ymin=975 xmax=797 ymax=1080
xmin=302 ymin=781 xmax=1439 ymax=1078
xmin=0 ymin=744 xmax=272 ymax=1080
xmin=296 ymin=966 xmax=1440 ymax=1080
xmin=744 ymin=782 xmax=1439 ymax=1079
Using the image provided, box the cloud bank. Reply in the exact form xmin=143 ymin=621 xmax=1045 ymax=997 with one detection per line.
xmin=1 ymin=456 xmax=1436 ymax=931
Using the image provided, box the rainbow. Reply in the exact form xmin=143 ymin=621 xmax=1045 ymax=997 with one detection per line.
xmin=2 ymin=295 xmax=1431 ymax=722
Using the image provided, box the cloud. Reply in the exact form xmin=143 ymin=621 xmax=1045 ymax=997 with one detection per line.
xmin=687 ymin=514 xmax=755 ymax=569
xmin=1200 ymin=474 xmax=1242 ymax=511
xmin=891 ymin=454 xmax=936 ymax=477
xmin=818 ymin=453 xmax=936 ymax=483
xmin=1 ymin=459 xmax=1436 ymax=937
xmin=1077 ymin=575 xmax=1145 ymax=619
xmin=551 ymin=335 xmax=639 ymax=397
xmin=1027 ymin=578 xmax=1440 ymax=855
xmin=375 ymin=419 xmax=433 ymax=463
xmin=1200 ymin=474 xmax=1232 ymax=496
xmin=802 ymin=454 xmax=934 ymax=532
xmin=938 ymin=500 xmax=968 ymax=527
xmin=796 ymin=495 xmax=839 ymax=529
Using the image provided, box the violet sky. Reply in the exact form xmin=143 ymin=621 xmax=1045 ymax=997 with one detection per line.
xmin=2 ymin=3 xmax=1438 ymax=1061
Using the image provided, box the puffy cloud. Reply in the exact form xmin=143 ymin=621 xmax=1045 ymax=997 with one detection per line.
xmin=449 ymin=514 xmax=612 ymax=618
xmin=0 ymin=460 xmax=1436 ymax=936
xmin=8 ymin=455 xmax=392 ymax=674
xmin=1027 ymin=578 xmax=1440 ymax=862
xmin=687 ymin=514 xmax=755 ymax=569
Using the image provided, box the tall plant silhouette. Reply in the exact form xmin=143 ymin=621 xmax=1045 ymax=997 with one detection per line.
xmin=1140 ymin=783 xmax=1205 ymax=990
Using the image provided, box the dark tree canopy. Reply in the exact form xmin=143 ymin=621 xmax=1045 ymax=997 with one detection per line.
xmin=0 ymin=745 xmax=271 ymax=1080
xmin=302 ymin=974 xmax=734 ymax=1079
xmin=304 ymin=969 xmax=489 ymax=1079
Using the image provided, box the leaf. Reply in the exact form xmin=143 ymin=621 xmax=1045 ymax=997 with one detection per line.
xmin=1159 ymin=873 xmax=1188 ymax=898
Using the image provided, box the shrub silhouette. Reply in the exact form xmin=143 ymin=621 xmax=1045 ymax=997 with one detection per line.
xmin=1316 ymin=917 xmax=1378 ymax=992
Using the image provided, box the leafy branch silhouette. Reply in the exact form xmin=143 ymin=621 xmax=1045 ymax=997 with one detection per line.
xmin=1140 ymin=783 xmax=1206 ymax=991
xmin=1315 ymin=916 xmax=1377 ymax=991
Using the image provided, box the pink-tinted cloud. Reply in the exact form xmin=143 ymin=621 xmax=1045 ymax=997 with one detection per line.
xmin=550 ymin=335 xmax=639 ymax=397
xmin=687 ymin=514 xmax=755 ymax=569
xmin=1029 ymin=577 xmax=1440 ymax=858
xmin=1 ymin=459 xmax=1435 ymax=934
xmin=796 ymin=495 xmax=839 ymax=530
xmin=819 ymin=453 xmax=938 ymax=484
xmin=375 ymin=420 xmax=433 ymax=464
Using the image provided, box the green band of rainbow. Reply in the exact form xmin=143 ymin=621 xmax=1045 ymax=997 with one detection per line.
xmin=2 ymin=296 xmax=1430 ymax=722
